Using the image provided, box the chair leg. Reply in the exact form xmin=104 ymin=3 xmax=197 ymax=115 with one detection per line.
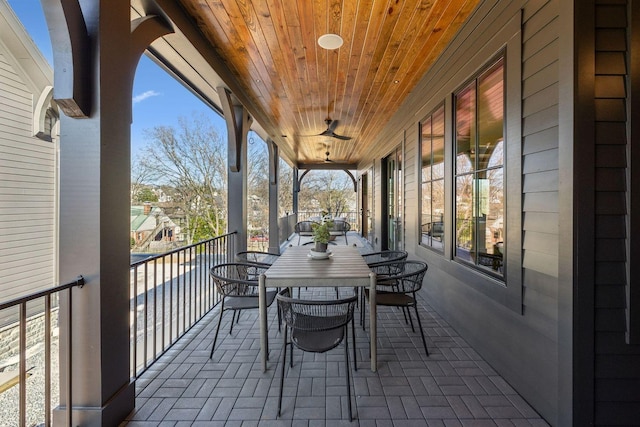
xmin=360 ymin=292 xmax=366 ymax=330
xmin=277 ymin=303 xmax=282 ymax=333
xmin=406 ymin=306 xmax=415 ymax=332
xmin=345 ymin=326 xmax=353 ymax=421
xmin=352 ymin=317 xmax=357 ymax=371
xmin=413 ymin=303 xmax=429 ymax=356
xmin=278 ymin=327 xmax=288 ymax=417
xmin=229 ymin=310 xmax=237 ymax=334
xmin=209 ymin=305 xmax=225 ymax=359
xmin=289 ymin=341 xmax=294 ymax=367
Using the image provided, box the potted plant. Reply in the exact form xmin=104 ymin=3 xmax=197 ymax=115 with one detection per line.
xmin=311 ymin=221 xmax=333 ymax=252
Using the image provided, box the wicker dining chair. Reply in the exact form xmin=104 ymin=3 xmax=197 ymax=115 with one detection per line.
xmin=359 ymin=250 xmax=408 ymax=324
xmin=362 ymin=250 xmax=408 ymax=275
xmin=208 ymin=263 xmax=277 ymax=358
xmin=276 ymin=288 xmax=358 ymax=421
xmin=363 ymin=260 xmax=430 ymax=355
xmin=293 ymin=220 xmax=318 ymax=245
xmin=235 ymin=250 xmax=280 ymax=267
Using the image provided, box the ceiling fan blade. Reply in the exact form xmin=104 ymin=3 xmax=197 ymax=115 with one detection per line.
xmin=311 ymin=118 xmax=353 ymax=140
xmin=324 ymin=151 xmax=334 ymax=162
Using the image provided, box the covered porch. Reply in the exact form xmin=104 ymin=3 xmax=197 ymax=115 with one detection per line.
xmin=124 ymin=245 xmax=548 ymax=426
xmin=9 ymin=0 xmax=637 ymax=425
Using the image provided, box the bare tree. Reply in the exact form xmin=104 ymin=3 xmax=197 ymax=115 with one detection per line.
xmin=278 ymin=159 xmax=294 ymax=216
xmin=138 ymin=114 xmax=227 ymax=244
xmin=247 ymin=135 xmax=269 ymax=237
xmin=298 ymin=170 xmax=356 ymax=217
xmin=131 ymin=155 xmax=155 ymax=202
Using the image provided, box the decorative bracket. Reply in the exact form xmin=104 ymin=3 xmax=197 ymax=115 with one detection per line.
xmin=267 ymin=139 xmax=279 ymax=185
xmin=219 ymin=87 xmax=252 ymax=172
xmin=41 ymin=0 xmax=91 ymax=118
xmin=297 ymin=168 xmax=357 ymax=192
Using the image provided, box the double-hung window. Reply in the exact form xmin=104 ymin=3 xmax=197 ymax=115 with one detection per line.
xmin=454 ymin=56 xmax=505 ymax=278
xmin=420 ymin=105 xmax=445 ymax=251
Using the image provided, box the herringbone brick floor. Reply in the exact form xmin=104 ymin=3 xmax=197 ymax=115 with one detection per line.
xmin=123 ymin=283 xmax=550 ymax=427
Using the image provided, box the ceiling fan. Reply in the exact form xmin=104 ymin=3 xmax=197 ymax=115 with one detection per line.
xmin=316 ymin=118 xmax=352 ymax=140
xmin=324 ymin=151 xmax=334 ymax=163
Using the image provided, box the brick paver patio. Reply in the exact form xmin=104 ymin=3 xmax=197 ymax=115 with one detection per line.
xmin=123 ymin=274 xmax=550 ymax=427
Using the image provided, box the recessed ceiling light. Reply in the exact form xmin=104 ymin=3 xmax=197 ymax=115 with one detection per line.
xmin=394 ymin=80 xmax=400 ymax=84
xmin=318 ymin=34 xmax=343 ymax=50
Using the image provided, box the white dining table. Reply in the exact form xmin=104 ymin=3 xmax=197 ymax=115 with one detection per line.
xmin=258 ymin=245 xmax=378 ymax=371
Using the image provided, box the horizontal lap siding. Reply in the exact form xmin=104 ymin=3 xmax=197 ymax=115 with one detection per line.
xmin=593 ymin=2 xmax=640 ymax=424
xmin=0 ymin=51 xmax=55 ymax=308
xmin=360 ymin=0 xmax=563 ymax=423
xmin=522 ymin=2 xmax=560 ymax=340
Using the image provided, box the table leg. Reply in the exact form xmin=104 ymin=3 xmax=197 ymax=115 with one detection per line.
xmin=259 ymin=274 xmax=268 ymax=372
xmin=369 ymin=272 xmax=377 ymax=372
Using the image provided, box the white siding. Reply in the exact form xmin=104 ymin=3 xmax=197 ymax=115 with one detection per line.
xmin=0 ymin=50 xmax=55 ymax=305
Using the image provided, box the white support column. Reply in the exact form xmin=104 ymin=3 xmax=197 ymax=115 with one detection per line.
xmin=267 ymin=139 xmax=280 ymax=254
xmin=293 ymin=167 xmax=299 ymax=221
xmin=43 ymin=1 xmax=172 ymax=424
xmin=219 ymin=87 xmax=251 ymax=252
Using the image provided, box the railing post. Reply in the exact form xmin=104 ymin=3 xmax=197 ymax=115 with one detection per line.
xmin=45 ymin=295 xmax=52 ymax=427
xmin=66 ymin=286 xmax=72 ymax=427
xmin=19 ymin=302 xmax=26 ymax=427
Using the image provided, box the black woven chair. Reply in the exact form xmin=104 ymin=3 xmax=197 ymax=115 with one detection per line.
xmin=360 ymin=250 xmax=408 ymax=324
xmin=363 ymin=260 xmax=430 ymax=355
xmin=329 ymin=220 xmax=351 ymax=245
xmin=362 ymin=250 xmax=408 ymax=276
xmin=276 ymin=289 xmax=357 ymax=421
xmin=208 ymin=263 xmax=277 ymax=358
xmin=235 ymin=250 xmax=280 ymax=266
xmin=293 ymin=220 xmax=318 ymax=245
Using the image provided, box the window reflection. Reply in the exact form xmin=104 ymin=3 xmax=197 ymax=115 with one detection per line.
xmin=420 ymin=104 xmax=445 ymax=251
xmin=454 ymin=56 xmax=505 ymax=277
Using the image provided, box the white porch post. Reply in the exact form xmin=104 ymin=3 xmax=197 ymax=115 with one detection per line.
xmin=293 ymin=167 xmax=299 ymax=221
xmin=267 ymin=139 xmax=280 ymax=254
xmin=219 ymin=87 xmax=251 ymax=252
xmin=43 ymin=1 xmax=172 ymax=424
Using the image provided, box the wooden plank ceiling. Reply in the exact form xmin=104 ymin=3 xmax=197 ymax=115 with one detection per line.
xmin=174 ymin=0 xmax=479 ymax=167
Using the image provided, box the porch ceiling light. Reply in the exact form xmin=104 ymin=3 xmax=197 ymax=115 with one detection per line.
xmin=318 ymin=33 xmax=343 ymax=50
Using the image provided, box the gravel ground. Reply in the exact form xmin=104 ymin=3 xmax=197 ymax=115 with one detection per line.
xmin=0 ymin=340 xmax=59 ymax=427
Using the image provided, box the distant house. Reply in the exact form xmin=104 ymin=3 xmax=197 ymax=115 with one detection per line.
xmin=0 ymin=0 xmax=58 ymax=304
xmin=130 ymin=203 xmax=179 ymax=252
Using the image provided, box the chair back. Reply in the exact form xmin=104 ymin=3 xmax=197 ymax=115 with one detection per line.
xmin=295 ymin=220 xmax=317 ymax=233
xmin=276 ymin=289 xmax=357 ymax=333
xmin=331 ymin=220 xmax=351 ymax=232
xmin=209 ymin=263 xmax=267 ymax=296
xmin=235 ymin=250 xmax=280 ymax=266
xmin=388 ymin=260 xmax=428 ymax=293
xmin=363 ymin=250 xmax=408 ymax=276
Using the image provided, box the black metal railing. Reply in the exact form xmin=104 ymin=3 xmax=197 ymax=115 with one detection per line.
xmin=0 ymin=276 xmax=85 ymax=427
xmin=0 ymin=232 xmax=236 ymax=425
xmin=278 ymin=213 xmax=297 ymax=245
xmin=297 ymin=210 xmax=359 ymax=231
xmin=130 ymin=232 xmax=237 ymax=377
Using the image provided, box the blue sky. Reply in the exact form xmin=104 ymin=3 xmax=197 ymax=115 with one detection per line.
xmin=6 ymin=0 xmax=225 ymax=156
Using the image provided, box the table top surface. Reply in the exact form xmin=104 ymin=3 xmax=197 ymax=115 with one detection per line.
xmin=264 ymin=246 xmax=373 ymax=286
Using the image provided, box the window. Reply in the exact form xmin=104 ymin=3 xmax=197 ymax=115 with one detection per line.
xmin=454 ymin=56 xmax=505 ymax=277
xmin=420 ymin=104 xmax=445 ymax=251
